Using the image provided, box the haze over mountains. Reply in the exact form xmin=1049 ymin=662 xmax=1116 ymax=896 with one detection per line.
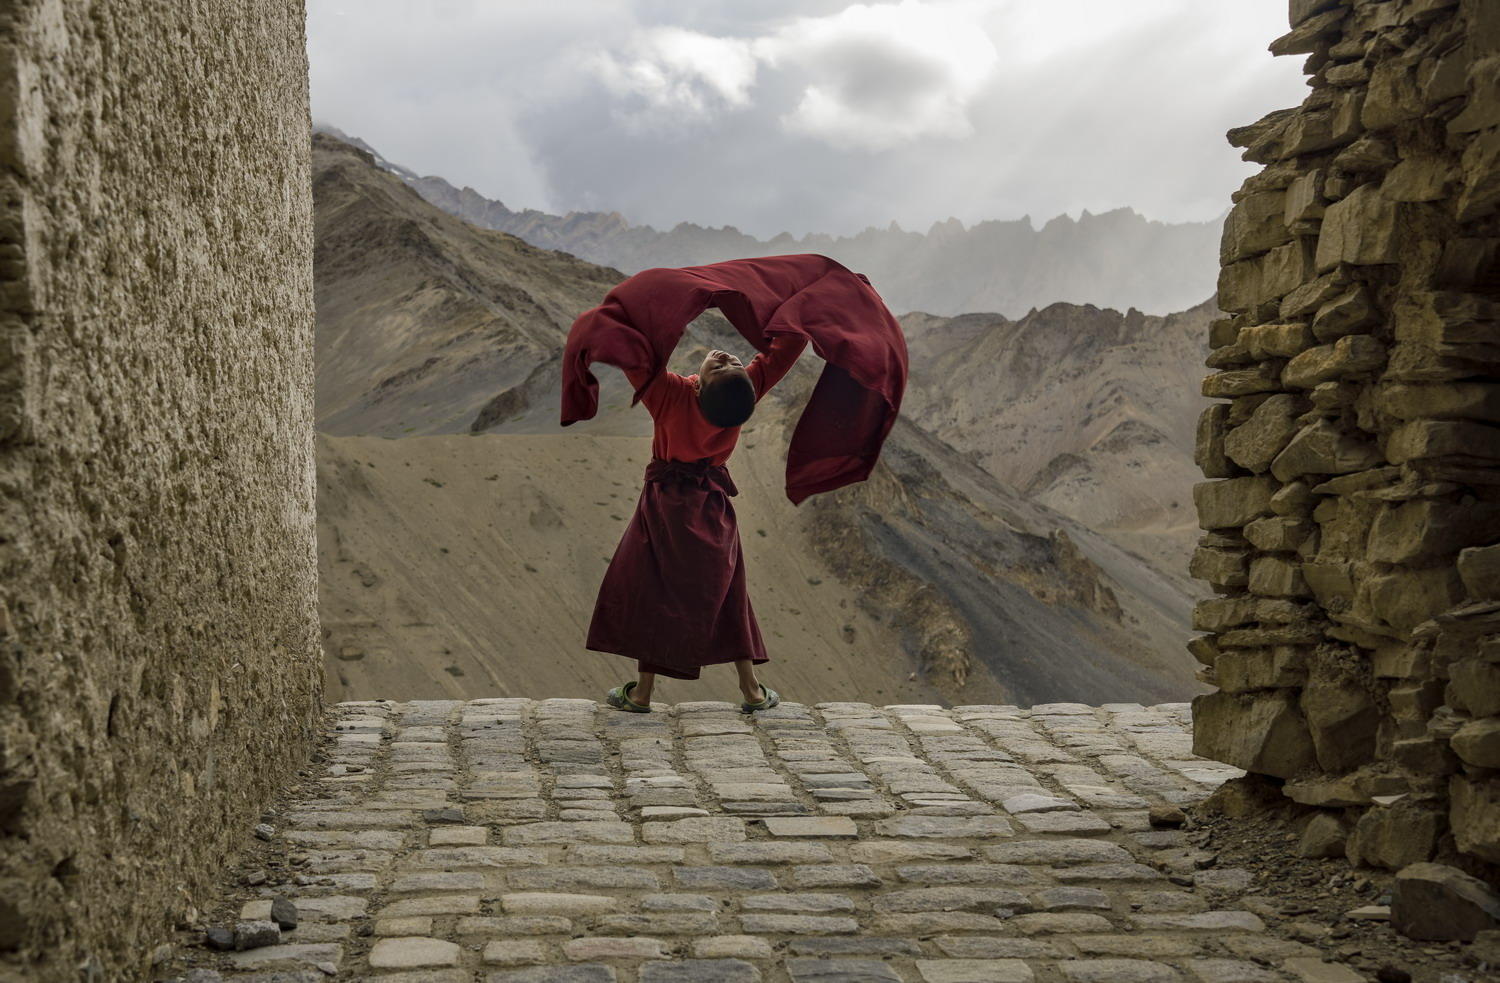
xmin=316 ymin=124 xmax=1222 ymax=320
xmin=311 ymin=131 xmax=1210 ymax=710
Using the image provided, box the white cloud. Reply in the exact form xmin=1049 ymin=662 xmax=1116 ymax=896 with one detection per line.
xmin=305 ymin=1 xmax=639 ymax=210
xmin=306 ymin=0 xmax=1309 ymax=237
xmin=755 ymin=0 xmax=999 ymax=150
xmin=588 ymin=27 xmax=758 ymax=129
xmin=586 ymin=0 xmax=999 ymax=149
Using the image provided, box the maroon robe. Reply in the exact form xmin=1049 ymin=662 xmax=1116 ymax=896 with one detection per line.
xmin=560 ymin=253 xmax=908 ymax=504
xmin=563 ymin=255 xmax=907 ymax=677
xmin=585 ymin=339 xmax=803 ymax=679
xmin=586 ymin=459 xmax=762 ymax=679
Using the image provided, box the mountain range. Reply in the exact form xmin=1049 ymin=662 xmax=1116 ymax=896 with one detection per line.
xmin=901 ymin=300 xmax=1216 ymax=580
xmin=310 ymin=131 xmax=1209 ymax=710
xmin=316 ymin=123 xmax=1223 ymax=320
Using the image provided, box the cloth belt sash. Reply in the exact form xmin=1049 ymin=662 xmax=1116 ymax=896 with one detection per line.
xmin=644 ymin=457 xmax=739 ymax=497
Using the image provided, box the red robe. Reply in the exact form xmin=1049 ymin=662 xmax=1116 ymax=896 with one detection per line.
xmin=562 ymin=254 xmax=907 ymax=678
xmin=585 ymin=338 xmax=806 ymax=679
xmin=624 ymin=336 xmax=807 ymax=465
xmin=560 ymin=253 xmax=908 ymax=504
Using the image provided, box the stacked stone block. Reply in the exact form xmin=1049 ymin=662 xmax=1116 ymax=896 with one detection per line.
xmin=1191 ymin=0 xmax=1500 ymax=872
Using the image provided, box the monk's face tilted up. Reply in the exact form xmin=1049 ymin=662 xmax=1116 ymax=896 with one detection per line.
xmin=699 ymin=349 xmax=746 ymax=385
xmin=696 ymin=350 xmax=756 ymax=428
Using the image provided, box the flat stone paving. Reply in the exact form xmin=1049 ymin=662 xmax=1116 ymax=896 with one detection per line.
xmin=202 ymin=698 xmax=1362 ymax=982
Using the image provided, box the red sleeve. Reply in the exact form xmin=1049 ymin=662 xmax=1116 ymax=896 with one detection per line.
xmin=622 ymin=364 xmax=654 ymax=391
xmin=624 ymin=365 xmax=692 ymax=415
xmin=747 ymin=335 xmax=809 ymax=399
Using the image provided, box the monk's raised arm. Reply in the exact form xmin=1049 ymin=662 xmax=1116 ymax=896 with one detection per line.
xmin=622 ymin=363 xmax=695 ymax=414
xmin=748 ymin=334 xmax=809 ymax=399
xmin=621 ymin=364 xmax=654 ymax=392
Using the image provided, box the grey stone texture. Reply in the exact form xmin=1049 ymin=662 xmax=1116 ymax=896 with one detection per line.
xmin=0 ymin=0 xmax=320 ymax=980
xmin=1193 ymin=0 xmax=1500 ymax=879
xmin=1390 ymin=861 xmax=1500 ymax=941
xmin=170 ymin=698 xmax=1361 ymax=981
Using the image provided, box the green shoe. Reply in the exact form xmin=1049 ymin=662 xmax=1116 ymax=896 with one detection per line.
xmin=741 ymin=685 xmax=781 ymax=714
xmin=606 ymin=681 xmax=652 ymax=713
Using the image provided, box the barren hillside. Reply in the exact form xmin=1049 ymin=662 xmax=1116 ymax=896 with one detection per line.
xmin=318 ymin=430 xmax=944 ymax=706
xmin=312 ymin=133 xmax=1204 ymax=707
xmin=903 ymin=301 xmax=1217 ymax=579
xmin=313 ymin=132 xmax=623 ymax=436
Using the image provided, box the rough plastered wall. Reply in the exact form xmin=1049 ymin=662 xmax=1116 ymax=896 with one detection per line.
xmin=0 ymin=2 xmax=320 ymax=979
xmin=1191 ymin=0 xmax=1500 ymax=876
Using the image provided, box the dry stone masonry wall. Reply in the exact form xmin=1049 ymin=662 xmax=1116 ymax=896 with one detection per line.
xmin=0 ymin=2 xmax=321 ymax=979
xmin=1192 ymin=0 xmax=1500 ymax=875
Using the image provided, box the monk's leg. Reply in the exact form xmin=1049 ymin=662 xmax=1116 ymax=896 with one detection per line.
xmin=734 ymin=659 xmax=764 ymax=704
xmin=634 ymin=670 xmax=656 ymax=707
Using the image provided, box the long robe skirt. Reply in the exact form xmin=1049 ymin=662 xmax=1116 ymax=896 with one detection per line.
xmin=586 ymin=458 xmax=768 ymax=680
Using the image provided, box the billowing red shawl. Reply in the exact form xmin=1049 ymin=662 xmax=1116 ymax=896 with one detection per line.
xmin=560 ymin=253 xmax=908 ymax=504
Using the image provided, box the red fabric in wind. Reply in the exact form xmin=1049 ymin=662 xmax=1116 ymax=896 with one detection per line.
xmin=560 ymin=253 xmax=908 ymax=504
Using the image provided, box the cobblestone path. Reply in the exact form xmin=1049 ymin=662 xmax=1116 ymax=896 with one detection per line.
xmin=202 ymin=699 xmax=1364 ymax=983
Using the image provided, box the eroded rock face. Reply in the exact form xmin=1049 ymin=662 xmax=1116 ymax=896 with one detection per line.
xmin=0 ymin=2 xmax=321 ymax=979
xmin=1225 ymin=394 xmax=1305 ymax=472
xmin=1301 ymin=663 xmax=1379 ymax=772
xmin=1451 ymin=718 xmax=1500 ymax=768
xmin=1347 ymin=799 xmax=1442 ymax=869
xmin=1191 ymin=0 xmax=1500 ymax=879
xmin=1298 ymin=811 xmax=1350 ymax=858
xmin=1451 ymin=775 xmax=1500 ymax=863
xmin=1191 ymin=691 xmax=1317 ymax=778
xmin=1390 ymin=862 xmax=1500 ymax=942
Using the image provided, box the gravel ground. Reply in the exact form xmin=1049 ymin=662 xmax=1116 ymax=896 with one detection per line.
xmin=1189 ymin=809 xmax=1493 ymax=983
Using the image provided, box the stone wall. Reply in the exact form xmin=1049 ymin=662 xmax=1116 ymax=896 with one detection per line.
xmin=0 ymin=2 xmax=320 ymax=979
xmin=1191 ymin=0 xmax=1500 ymax=875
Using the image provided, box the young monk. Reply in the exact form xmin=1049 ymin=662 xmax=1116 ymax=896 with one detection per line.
xmin=562 ymin=255 xmax=908 ymax=712
xmin=588 ymin=337 xmax=806 ymax=713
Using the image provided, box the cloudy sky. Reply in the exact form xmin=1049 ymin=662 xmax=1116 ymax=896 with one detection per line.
xmin=307 ymin=1 xmax=1307 ymax=239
